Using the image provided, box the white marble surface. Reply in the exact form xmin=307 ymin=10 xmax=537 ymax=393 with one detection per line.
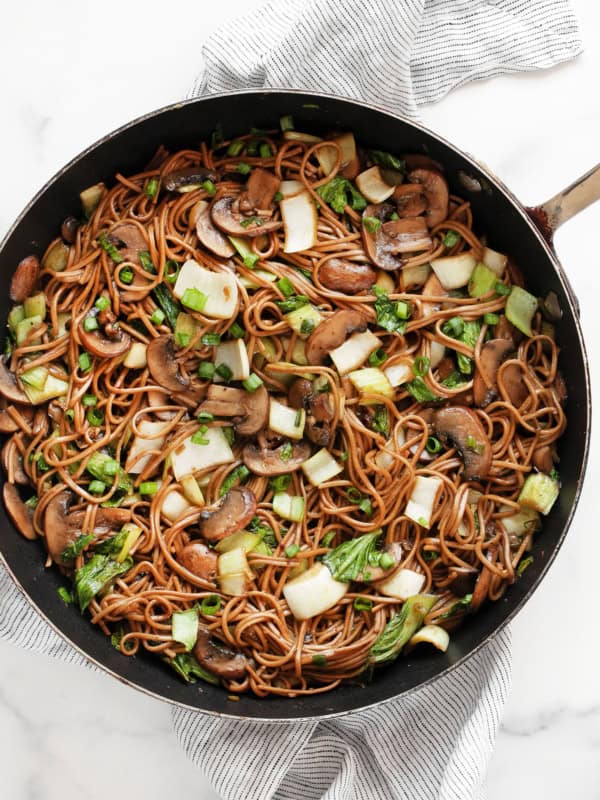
xmin=0 ymin=1 xmax=599 ymax=798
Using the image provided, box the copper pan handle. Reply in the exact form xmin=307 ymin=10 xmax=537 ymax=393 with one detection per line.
xmin=527 ymin=162 xmax=600 ymax=242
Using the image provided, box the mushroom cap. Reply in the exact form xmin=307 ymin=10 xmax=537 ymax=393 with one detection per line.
xmin=61 ymin=216 xmax=80 ymax=244
xmin=198 ymin=487 xmax=257 ymax=542
xmin=433 ymin=406 xmax=492 ymax=480
xmin=3 ymin=483 xmax=36 ymax=541
xmin=493 ymin=314 xmax=522 ymax=344
xmin=242 ymin=441 xmax=311 ymax=476
xmin=108 ymin=223 xmax=147 ymax=264
xmin=421 ymin=272 xmax=448 ymax=317
xmin=0 ymin=357 xmax=30 ymax=405
xmin=210 ymin=196 xmax=283 ymax=238
xmin=407 ymin=168 xmax=449 ymax=228
xmin=288 ymin=378 xmax=312 ymax=410
xmin=362 ymin=204 xmax=432 ymax=271
xmin=193 ymin=625 xmax=249 ymax=681
xmin=473 ymin=338 xmax=514 ymax=407
xmin=498 ymin=362 xmax=529 ymax=408
xmin=241 ymin=168 xmax=280 ymax=211
xmin=163 ymin=167 xmax=220 ymax=192
xmin=10 ymin=255 xmax=39 ymax=302
xmin=392 ymin=183 xmax=427 ymax=218
xmin=178 ymin=542 xmax=218 ymax=583
xmin=305 ymin=309 xmax=366 ymax=365
xmin=78 ymin=320 xmax=131 ymax=359
xmin=532 ymin=445 xmax=555 ymax=474
xmin=2 ymin=437 xmax=28 ymax=484
xmin=146 ymin=335 xmax=191 ymax=394
xmin=193 ymin=201 xmax=236 ymax=259
xmin=198 ymin=384 xmax=269 ymax=436
xmin=318 ymin=258 xmax=377 ymax=294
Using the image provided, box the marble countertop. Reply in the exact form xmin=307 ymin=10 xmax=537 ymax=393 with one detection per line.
xmin=0 ymin=1 xmax=599 ymax=797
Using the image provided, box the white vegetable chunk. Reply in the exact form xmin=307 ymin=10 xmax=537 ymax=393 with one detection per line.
xmin=518 ymin=473 xmax=559 ymax=515
xmin=482 ymin=246 xmax=507 ymax=276
xmin=269 ymin=398 xmax=305 ymax=439
xmin=498 ymin=504 xmax=540 ymax=536
xmin=348 ymin=367 xmax=394 ymax=402
xmin=355 ymin=166 xmax=395 ymax=203
xmin=330 ymin=330 xmax=381 ymax=375
xmin=123 ymin=342 xmax=147 ymax=369
xmin=279 ymin=180 xmax=305 ymax=198
xmin=315 ymin=132 xmax=357 ymax=176
xmin=213 ymin=339 xmax=250 ymax=382
xmin=377 ymin=568 xmax=426 ymax=600
xmin=430 ymin=253 xmax=476 ymax=290
xmin=374 ymin=427 xmax=406 ymax=469
xmin=405 ymin=475 xmax=442 ymax=528
xmin=281 ymin=191 xmax=318 ymax=253
xmin=409 ymin=624 xmax=449 ymax=652
xmin=384 ymin=361 xmax=414 ymax=388
xmin=301 ymin=448 xmax=343 ymax=486
xmin=283 ymin=562 xmax=349 ymax=620
xmin=173 ymin=259 xmax=238 ymax=320
xmin=429 ymin=340 xmax=446 ymax=369
xmin=161 ymin=489 xmax=193 ymax=522
xmin=126 ymin=420 xmax=169 ymax=474
xmin=218 ymin=547 xmax=252 ymax=596
xmin=172 ymin=428 xmax=234 ymax=480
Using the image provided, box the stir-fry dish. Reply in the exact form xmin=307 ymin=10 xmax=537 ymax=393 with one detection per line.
xmin=0 ymin=119 xmax=566 ymax=697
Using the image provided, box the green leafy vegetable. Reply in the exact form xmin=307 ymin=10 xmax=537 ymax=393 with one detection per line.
xmin=439 ymin=593 xmax=472 ymax=619
xmin=369 ymin=150 xmax=405 ymax=173
xmin=97 ymin=233 xmax=123 ymax=264
xmin=172 ymin=607 xmax=199 ymax=652
xmin=372 ymin=406 xmax=389 ymax=436
xmin=405 ymin=377 xmax=439 ymax=403
xmin=316 ymin=177 xmax=367 ymax=214
xmin=152 ymin=284 xmax=181 ymax=330
xmin=248 ymin=516 xmax=277 ymax=548
xmin=74 ymin=554 xmax=132 ymax=611
xmin=372 ymin=286 xmax=408 ymax=335
xmin=369 ymin=594 xmax=437 ymax=664
xmin=168 ymin=652 xmax=219 ymax=685
xmin=323 ymin=531 xmax=383 ymax=582
xmin=61 ymin=533 xmax=95 ymax=563
xmin=275 ymin=294 xmax=310 ymax=313
xmin=57 ymin=587 xmax=73 ymax=605
xmin=86 ymin=452 xmax=132 ymax=493
xmin=517 ymin=556 xmax=534 ymax=577
xmin=219 ymin=465 xmax=251 ymax=497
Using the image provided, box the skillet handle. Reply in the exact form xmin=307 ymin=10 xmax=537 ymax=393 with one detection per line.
xmin=526 ymin=162 xmax=600 ymax=241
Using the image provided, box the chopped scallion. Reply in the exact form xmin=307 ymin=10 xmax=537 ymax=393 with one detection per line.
xmin=198 ymin=362 xmax=215 ymax=380
xmin=181 ymin=288 xmax=208 ymax=313
xmin=83 ymin=316 xmax=98 ymax=332
xmin=215 ymin=363 xmax=233 ymax=381
xmin=242 ymin=373 xmax=263 ymax=392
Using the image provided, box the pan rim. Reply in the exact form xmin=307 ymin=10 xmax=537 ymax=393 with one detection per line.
xmin=0 ymin=88 xmax=591 ymax=722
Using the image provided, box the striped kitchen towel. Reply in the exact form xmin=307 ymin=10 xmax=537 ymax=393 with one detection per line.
xmin=0 ymin=0 xmax=581 ymax=798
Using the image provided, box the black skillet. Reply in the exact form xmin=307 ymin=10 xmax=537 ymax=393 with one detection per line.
xmin=0 ymin=90 xmax=595 ymax=721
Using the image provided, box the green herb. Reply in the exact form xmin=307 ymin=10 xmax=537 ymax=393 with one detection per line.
xmin=372 ymin=405 xmax=389 ymax=437
xmin=74 ymin=554 xmax=132 ymax=611
xmin=354 ymin=596 xmax=373 ymax=612
xmin=273 ymin=191 xmax=283 ymax=202
xmin=88 ymin=479 xmax=106 ymax=494
xmin=259 ymin=143 xmax=272 ymax=158
xmin=242 ymin=373 xmax=263 ymax=392
xmin=86 ymin=452 xmax=132 ymax=493
xmin=78 ymin=352 xmax=92 ymax=373
xmin=95 ymin=295 xmax=110 ymax=311
xmin=413 ymin=355 xmax=430 ymax=377
xmin=237 ymin=162 xmax=252 ymax=176
xmin=152 ymin=284 xmax=181 ymax=330
xmin=372 ymin=286 xmax=408 ymax=335
xmin=168 ymin=652 xmax=219 ymax=685
xmin=175 ymin=332 xmax=191 ymax=348
xmin=368 ymin=348 xmax=387 ymax=367
xmin=215 ymin=363 xmax=233 ymax=381
xmin=227 ymin=140 xmax=244 ymax=156
xmin=229 ymin=321 xmax=245 ymax=339
xmin=97 ymin=233 xmax=123 ymax=263
xmin=442 ymin=317 xmax=465 ymax=338
xmin=83 ymin=316 xmax=98 ymax=332
xmin=321 ymin=531 xmax=336 ymax=548
xmin=61 ymin=533 xmax=95 ymax=563
xmin=172 ymin=607 xmax=199 ymax=652
xmin=200 ymin=595 xmax=222 ymax=615
xmin=421 ymin=549 xmax=439 ymax=562
xmin=164 ymin=260 xmax=180 ymax=283
xmin=198 ymin=362 xmax=215 ymax=380
xmin=495 ymin=281 xmax=511 ymax=296
xmin=323 ymin=531 xmax=383 ymax=582
xmin=358 ymin=497 xmax=373 ymax=516
xmin=369 ymin=594 xmax=437 ymax=664
xmin=395 ymin=300 xmax=411 ymax=320
xmin=201 ymin=180 xmax=217 ymax=197
xmin=363 ymin=216 xmax=382 ymax=233
xmin=87 ymin=407 xmax=104 ymax=427
xmin=139 ymin=251 xmax=155 ymax=273
xmin=139 ymin=481 xmax=158 ymax=495
xmin=145 ymin=178 xmax=159 ymax=199
xmin=57 ymin=586 xmax=73 ymax=605
xmin=201 ymin=332 xmax=221 ymax=346
xmin=119 ymin=267 xmax=134 ymax=285
xmin=426 ymin=436 xmax=443 ymax=454
xmin=269 ymin=474 xmax=291 ymax=493
xmin=311 ymin=654 xmax=327 ymax=666
xmin=181 ymin=288 xmax=208 ymax=313
xmin=222 ymin=427 xmax=235 ymax=445
xmin=34 ymin=454 xmax=49 ymax=472
xmin=369 ymin=150 xmax=405 ymax=173
xmin=517 ymin=555 xmax=534 ymax=577
xmin=83 ymin=393 xmax=98 ymax=407
xmin=340 ymin=450 xmax=348 ymax=462
xmin=275 ymin=294 xmax=310 ymax=313
xmin=279 ymin=443 xmax=293 ymax=463
xmin=65 ymin=409 xmax=74 ymax=421
xmin=191 ymin=426 xmax=210 ymax=445
xmin=405 ymin=377 xmax=439 ymax=403
xmin=440 ymin=594 xmax=472 ymax=619
xmin=299 ymin=318 xmax=315 ymax=336
xmin=389 ymin=212 xmax=399 ymax=221
xmin=248 ymin=516 xmax=277 ymax=548
xmin=219 ymin=465 xmax=251 ymax=497
xmin=285 ymin=544 xmax=300 ymax=558
xmin=549 ymin=469 xmax=560 ymax=482
xmin=280 ymin=114 xmax=294 ymax=131
xmin=443 ymin=230 xmax=461 ymax=248
xmin=483 ymin=313 xmax=499 ymax=326
xmin=151 ymin=309 xmax=166 ymax=326
xmin=316 ymin=177 xmax=367 ymax=214
xmin=197 ymin=411 xmax=214 ymax=423
xmin=465 ymin=434 xmax=484 ymax=455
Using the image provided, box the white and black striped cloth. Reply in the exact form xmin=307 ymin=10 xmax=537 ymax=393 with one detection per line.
xmin=0 ymin=1 xmax=581 ymax=797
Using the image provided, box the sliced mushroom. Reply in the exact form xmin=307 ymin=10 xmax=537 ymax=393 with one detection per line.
xmin=319 ymin=258 xmax=377 ymax=294
xmin=147 ymin=336 xmax=191 ymax=394
xmin=433 ymin=406 xmax=492 ymax=480
xmin=198 ymin=487 xmax=257 ymax=542
xmin=288 ymin=379 xmax=312 ymax=410
xmin=78 ymin=319 xmax=131 ymax=359
xmin=0 ymin=358 xmax=30 ymax=405
xmin=211 ymin=195 xmax=282 ymax=237
xmin=10 ymin=255 xmax=39 ymax=302
xmin=179 ymin=542 xmax=218 ymax=582
xmin=473 ymin=339 xmax=514 ymax=407
xmin=393 ymin=183 xmax=427 ymax=218
xmin=61 ymin=216 xmax=80 ymax=244
xmin=498 ymin=362 xmax=528 ymax=408
xmin=3 ymin=483 xmax=36 ymax=540
xmin=0 ymin=400 xmax=31 ymax=433
xmin=305 ymin=309 xmax=366 ymax=365
xmin=242 ymin=168 xmax=280 ymax=210
xmin=107 ymin=223 xmax=147 ymax=264
xmin=193 ymin=200 xmax=235 ymax=258
xmin=421 ymin=273 xmax=448 ymax=318
xmin=401 ymin=154 xmax=444 ymax=173
xmin=198 ymin=384 xmax=269 ymax=436
xmin=493 ymin=314 xmax=522 ymax=344
xmin=164 ymin=167 xmax=220 ymax=192
xmin=147 ymin=388 xmax=177 ymax=420
xmin=362 ymin=204 xmax=432 ymax=271
xmin=193 ymin=625 xmax=250 ymax=681
xmin=532 ymin=445 xmax=555 ymax=474
xmin=287 ymin=379 xmax=333 ymax=446
xmin=407 ymin=168 xmax=449 ymax=228
xmin=242 ymin=440 xmax=311 ymax=476
xmin=2 ymin=438 xmax=28 ymax=484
